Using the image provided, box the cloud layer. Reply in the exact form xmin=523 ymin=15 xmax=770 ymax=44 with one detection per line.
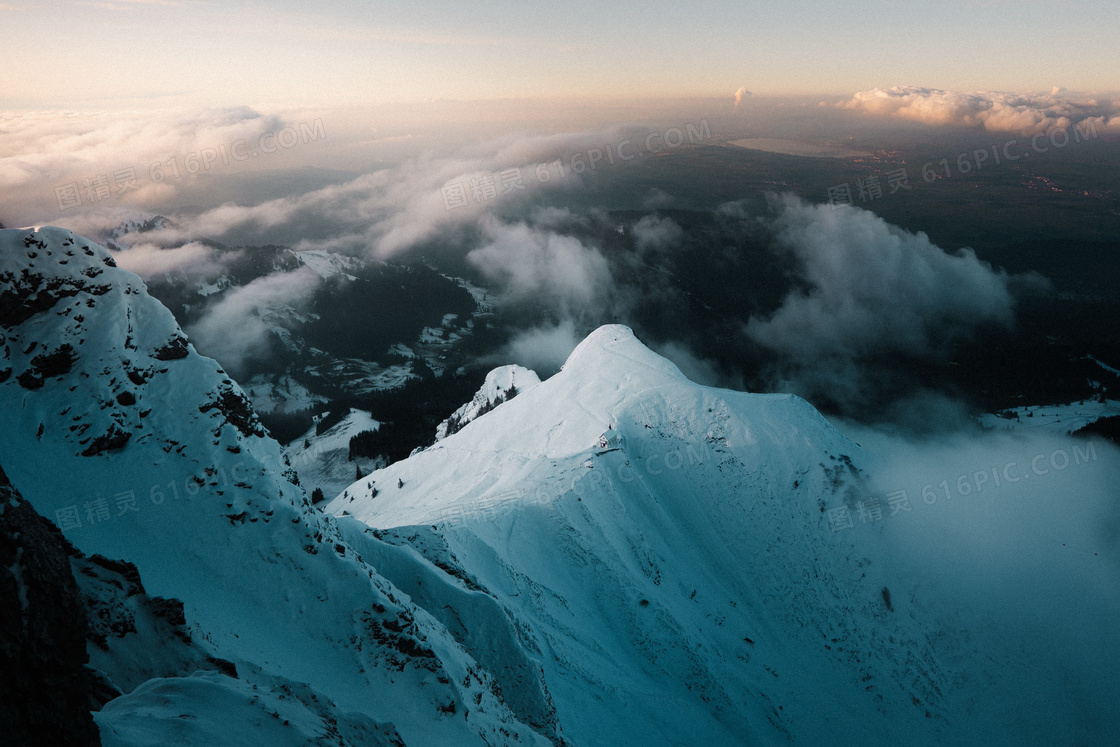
xmin=9 ymin=102 xmax=1077 ymax=434
xmin=110 ymin=240 xmax=220 ymax=280
xmin=842 ymin=86 xmax=1120 ymax=135
xmin=840 ymin=421 xmax=1120 ymax=740
xmin=0 ymin=107 xmax=290 ymax=228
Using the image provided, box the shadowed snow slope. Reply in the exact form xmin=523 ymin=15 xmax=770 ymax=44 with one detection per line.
xmin=0 ymin=227 xmax=550 ymax=746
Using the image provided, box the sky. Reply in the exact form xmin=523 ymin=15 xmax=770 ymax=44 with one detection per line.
xmin=2 ymin=0 xmax=1119 ymax=109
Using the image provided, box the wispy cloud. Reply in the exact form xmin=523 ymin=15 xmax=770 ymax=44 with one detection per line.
xmin=111 ymin=240 xmax=218 ymax=279
xmin=0 ymin=106 xmax=288 ymax=227
xmin=186 ymin=266 xmax=322 ymax=377
xmin=467 ymin=216 xmax=614 ymax=316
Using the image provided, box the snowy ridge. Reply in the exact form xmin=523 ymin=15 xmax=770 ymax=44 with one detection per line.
xmin=102 ymin=215 xmax=171 ymax=249
xmin=435 ymin=364 xmax=541 ymax=441
xmin=244 ymin=373 xmax=327 ymax=415
xmin=9 ymin=227 xmax=1108 ymax=744
xmin=335 ymin=326 xmax=844 ymax=526
xmin=329 ymin=325 xmax=980 ymax=744
xmin=328 ymin=324 xmax=1120 ymax=744
xmin=0 ymin=227 xmax=553 ymax=745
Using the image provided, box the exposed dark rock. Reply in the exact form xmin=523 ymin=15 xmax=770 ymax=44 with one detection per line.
xmin=17 ymin=344 xmax=77 ymax=389
xmin=206 ymin=656 xmax=238 ymax=679
xmin=148 ymin=597 xmax=188 ymax=632
xmin=0 ymin=465 xmax=101 ymax=746
xmin=151 ymin=335 xmax=189 ymax=361
xmin=77 ymin=551 xmax=234 ymax=701
xmin=0 ymin=270 xmax=110 ymax=328
xmin=80 ymin=425 xmax=132 ymax=457
xmin=16 ymin=369 xmax=41 ymax=389
xmin=85 ymin=555 xmax=143 ymax=594
xmin=125 ymin=367 xmax=150 ymax=386
xmin=198 ymin=387 xmax=266 ymax=439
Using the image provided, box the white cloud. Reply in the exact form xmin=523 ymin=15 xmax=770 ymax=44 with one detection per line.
xmin=467 ymin=216 xmax=614 ymax=316
xmin=118 ymin=119 xmax=706 ymax=260
xmin=630 ymin=214 xmax=682 ymax=254
xmin=744 ymin=196 xmax=1038 ymax=411
xmin=841 ymin=86 xmax=1119 ymax=135
xmin=0 ymin=107 xmax=288 ymax=226
xmin=749 ymin=196 xmax=1016 ymax=358
xmin=109 ymin=241 xmax=217 ymax=279
xmin=493 ymin=319 xmax=583 ymax=376
xmin=650 ymin=340 xmax=730 ymax=389
xmin=186 ymin=266 xmax=321 ymax=376
xmin=839 ymin=422 xmax=1120 ymax=734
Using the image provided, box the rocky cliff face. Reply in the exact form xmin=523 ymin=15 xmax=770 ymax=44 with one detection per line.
xmin=0 ymin=463 xmax=100 ymax=746
xmin=0 ymin=459 xmax=252 ymax=746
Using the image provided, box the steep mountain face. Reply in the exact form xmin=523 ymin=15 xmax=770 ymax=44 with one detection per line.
xmin=330 ymin=325 xmax=1111 ymax=745
xmin=0 ymin=227 xmax=553 ymax=745
xmin=332 ymin=325 xmax=929 ymax=744
xmin=2 ymin=459 xmax=261 ymax=744
xmin=7 ymin=226 xmax=1113 ymax=745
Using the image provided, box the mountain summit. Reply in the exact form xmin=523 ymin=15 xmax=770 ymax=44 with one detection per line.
xmin=329 ymin=324 xmax=971 ymax=744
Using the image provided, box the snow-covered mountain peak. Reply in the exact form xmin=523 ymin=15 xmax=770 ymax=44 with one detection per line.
xmin=104 ymin=215 xmax=172 ymax=247
xmin=435 ymin=363 xmax=541 ymax=440
xmin=8 ymin=231 xmax=1107 ymax=743
xmin=332 ymin=323 xmax=853 ymax=530
xmin=1 ymin=226 xmax=273 ymax=464
xmin=473 ymin=363 xmax=542 ymax=406
xmin=326 ymin=325 xmax=970 ymax=744
xmin=294 ymin=249 xmax=367 ymax=280
xmin=561 ymin=323 xmax=685 ymax=384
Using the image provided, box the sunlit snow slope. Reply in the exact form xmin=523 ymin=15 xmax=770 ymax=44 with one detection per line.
xmin=330 ymin=325 xmax=1007 ymax=745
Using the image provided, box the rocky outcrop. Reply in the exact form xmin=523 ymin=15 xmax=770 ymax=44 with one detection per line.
xmin=0 ymin=462 xmax=243 ymax=746
xmin=0 ymin=464 xmax=100 ymax=746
